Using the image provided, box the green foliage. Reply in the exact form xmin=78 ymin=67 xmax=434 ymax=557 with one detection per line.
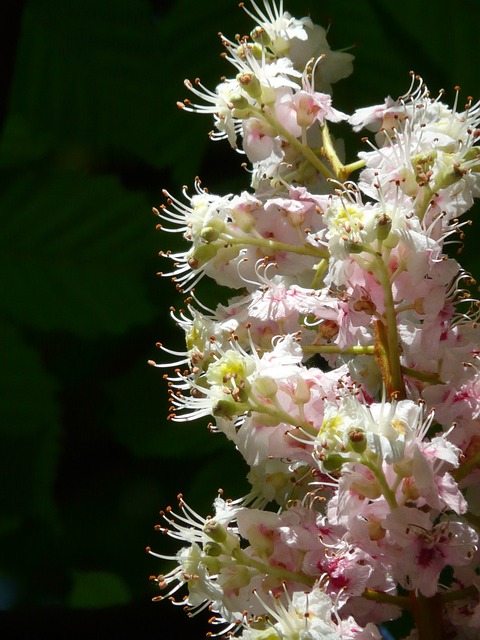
xmin=1 ymin=0 xmax=479 ymax=626
xmin=68 ymin=571 xmax=130 ymax=609
xmin=0 ymin=168 xmax=156 ymax=336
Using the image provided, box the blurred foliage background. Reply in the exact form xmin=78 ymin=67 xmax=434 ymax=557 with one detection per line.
xmin=1 ymin=0 xmax=479 ymax=636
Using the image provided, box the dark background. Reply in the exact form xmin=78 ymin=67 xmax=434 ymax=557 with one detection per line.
xmin=1 ymin=0 xmax=479 ymax=637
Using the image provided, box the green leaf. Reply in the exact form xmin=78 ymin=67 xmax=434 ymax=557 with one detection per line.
xmin=68 ymin=571 xmax=131 ymax=608
xmin=185 ymin=451 xmax=250 ymax=517
xmin=0 ymin=168 xmax=156 ymax=336
xmin=0 ymin=319 xmax=60 ymax=524
xmin=105 ymin=359 xmax=230 ymax=458
xmin=0 ymin=113 xmax=54 ymax=170
xmin=6 ymin=0 xmax=252 ymax=182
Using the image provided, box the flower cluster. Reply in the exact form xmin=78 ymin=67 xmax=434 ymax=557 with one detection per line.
xmin=149 ymin=2 xmax=480 ymax=638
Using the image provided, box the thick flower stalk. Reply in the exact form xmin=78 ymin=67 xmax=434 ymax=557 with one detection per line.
xmin=149 ymin=2 xmax=480 ymax=638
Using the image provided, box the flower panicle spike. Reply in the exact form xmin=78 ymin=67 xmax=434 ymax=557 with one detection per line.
xmin=149 ymin=2 xmax=480 ymax=639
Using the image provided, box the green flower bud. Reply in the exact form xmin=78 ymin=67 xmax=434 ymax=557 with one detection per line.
xmin=228 ymin=93 xmax=250 ymax=110
xmin=200 ymin=226 xmax=220 ymax=242
xmin=212 ymin=397 xmax=239 ymax=419
xmin=260 ymin=85 xmax=276 ymax=105
xmin=347 ymin=427 xmax=367 ymax=453
xmin=250 ymin=26 xmax=271 ymax=46
xmin=252 ymin=375 xmax=278 ymax=398
xmin=231 ymin=106 xmax=254 ymax=119
xmin=322 ymin=453 xmax=345 ymax=471
xmin=203 ymin=519 xmax=227 ymax=543
xmin=346 ymin=240 xmax=365 ymax=254
xmin=187 ymin=243 xmax=218 ymax=269
xmin=200 ymin=217 xmax=226 ymax=243
xmin=375 ymin=213 xmax=392 ymax=241
xmin=201 ymin=555 xmax=222 ymax=574
xmin=393 ymin=458 xmax=414 ymax=478
xmin=203 ymin=541 xmax=223 ymax=557
xmin=237 ymin=72 xmax=262 ymax=101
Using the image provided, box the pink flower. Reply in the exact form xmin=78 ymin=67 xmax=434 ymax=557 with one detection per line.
xmin=383 ymin=508 xmax=478 ymax=597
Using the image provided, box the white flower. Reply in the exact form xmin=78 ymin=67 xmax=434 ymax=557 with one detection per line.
xmin=237 ymin=589 xmax=341 ymax=640
xmin=179 ymin=78 xmax=246 ymax=147
xmin=353 ymin=74 xmax=480 ymax=215
xmin=242 ymin=0 xmax=314 ymax=55
xmin=241 ymin=1 xmax=354 ymax=91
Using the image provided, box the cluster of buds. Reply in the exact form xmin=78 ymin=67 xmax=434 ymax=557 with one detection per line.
xmin=148 ymin=2 xmax=480 ymax=638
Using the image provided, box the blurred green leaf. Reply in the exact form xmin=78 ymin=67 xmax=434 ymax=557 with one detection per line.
xmin=68 ymin=571 xmax=130 ymax=608
xmin=6 ymin=0 xmax=252 ymax=184
xmin=289 ymin=0 xmax=480 ymax=112
xmin=0 ymin=113 xmax=54 ymax=169
xmin=105 ymin=359 xmax=230 ymax=458
xmin=0 ymin=168 xmax=156 ymax=336
xmin=0 ymin=319 xmax=59 ymax=524
xmin=186 ymin=450 xmax=250 ymax=515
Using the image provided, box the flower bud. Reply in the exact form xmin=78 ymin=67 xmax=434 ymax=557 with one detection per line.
xmin=316 ymin=319 xmax=339 ymax=340
xmin=347 ymin=427 xmax=367 ymax=453
xmin=292 ymin=376 xmax=311 ymax=405
xmin=200 ymin=217 xmax=226 ymax=243
xmin=220 ymin=562 xmax=252 ymax=592
xmin=250 ymin=26 xmax=271 ymax=46
xmin=237 ymin=72 xmax=262 ymax=101
xmin=248 ymin=42 xmax=264 ymax=60
xmin=187 ymin=243 xmax=218 ymax=269
xmin=212 ymin=397 xmax=239 ymax=419
xmin=322 ymin=453 xmax=345 ymax=471
xmin=368 ymin=520 xmax=386 ymax=541
xmin=252 ymin=375 xmax=278 ymax=398
xmin=228 ymin=93 xmax=250 ymax=110
xmin=203 ymin=541 xmax=223 ymax=557
xmin=393 ymin=458 xmax=414 ymax=478
xmin=353 ymin=298 xmax=376 ymax=315
xmin=346 ymin=240 xmax=365 ymax=254
xmin=260 ymin=85 xmax=276 ymax=105
xmin=200 ymin=226 xmax=220 ymax=242
xmin=375 ymin=213 xmax=392 ymax=241
xmin=203 ymin=519 xmax=227 ymax=543
xmin=401 ymin=477 xmax=420 ymax=501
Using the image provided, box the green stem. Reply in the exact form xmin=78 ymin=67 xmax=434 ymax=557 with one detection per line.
xmin=439 ymin=585 xmax=478 ymax=604
xmin=248 ymin=398 xmax=317 ymax=437
xmin=413 ymin=184 xmax=434 ymax=222
xmin=362 ymin=453 xmax=398 ymax=510
xmin=311 ymin=258 xmax=328 ymax=289
xmin=259 ymin=110 xmax=336 ymax=180
xmin=362 ymin=588 xmax=411 ymax=609
xmin=341 ymin=158 xmax=367 ymax=177
xmin=232 ymin=547 xmax=315 ymax=587
xmin=401 ymin=365 xmax=443 ymax=385
xmin=374 ymin=253 xmax=406 ymax=398
xmin=224 ymin=234 xmax=329 ymax=261
xmin=302 ymin=345 xmax=375 ymax=356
